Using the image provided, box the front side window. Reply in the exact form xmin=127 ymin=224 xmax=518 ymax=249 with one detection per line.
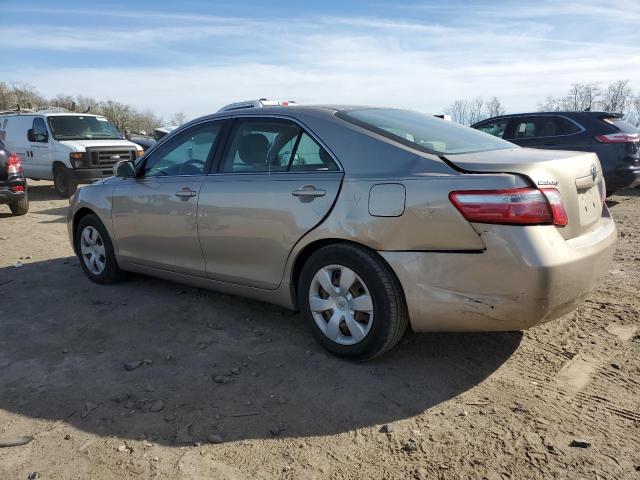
xmin=337 ymin=108 xmax=515 ymax=155
xmin=142 ymin=122 xmax=221 ymax=177
xmin=220 ymin=119 xmax=338 ymax=173
xmin=31 ymin=117 xmax=49 ymax=142
xmin=47 ymin=115 xmax=122 ymax=141
xmin=475 ymin=120 xmax=508 ymax=138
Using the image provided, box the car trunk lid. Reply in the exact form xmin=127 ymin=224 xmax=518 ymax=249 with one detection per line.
xmin=443 ymin=147 xmax=604 ymax=240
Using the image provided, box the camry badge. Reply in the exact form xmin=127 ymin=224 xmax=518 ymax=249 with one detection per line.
xmin=591 ymin=164 xmax=597 ymax=181
xmin=537 ymin=179 xmax=558 ymax=186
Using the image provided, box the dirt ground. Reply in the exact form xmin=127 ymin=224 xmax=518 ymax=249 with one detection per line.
xmin=0 ymin=180 xmax=638 ymax=480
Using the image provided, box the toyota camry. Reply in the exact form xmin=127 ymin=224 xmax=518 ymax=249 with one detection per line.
xmin=68 ymin=105 xmax=616 ymax=360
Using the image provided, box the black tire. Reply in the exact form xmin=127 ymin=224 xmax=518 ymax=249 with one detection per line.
xmin=298 ymin=243 xmax=408 ymax=360
xmin=75 ymin=213 xmax=125 ymax=284
xmin=9 ymin=194 xmax=29 ymax=216
xmin=53 ymin=166 xmax=78 ymax=198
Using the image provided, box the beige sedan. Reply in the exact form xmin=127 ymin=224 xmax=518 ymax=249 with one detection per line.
xmin=67 ymin=106 xmax=616 ymax=360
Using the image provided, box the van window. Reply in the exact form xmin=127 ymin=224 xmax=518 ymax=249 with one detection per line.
xmin=47 ymin=116 xmax=122 ymax=141
xmin=31 ymin=118 xmax=49 ymax=143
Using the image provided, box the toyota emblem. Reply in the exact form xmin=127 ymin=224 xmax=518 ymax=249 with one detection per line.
xmin=590 ymin=164 xmax=597 ymax=181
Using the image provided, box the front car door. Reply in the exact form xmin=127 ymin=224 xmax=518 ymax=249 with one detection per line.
xmin=197 ymin=117 xmax=343 ymax=289
xmin=112 ymin=120 xmax=225 ymax=276
xmin=29 ymin=117 xmax=52 ymax=178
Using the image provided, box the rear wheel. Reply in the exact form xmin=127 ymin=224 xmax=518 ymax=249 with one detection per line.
xmin=53 ymin=166 xmax=78 ymax=198
xmin=9 ymin=194 xmax=29 ymax=216
xmin=75 ymin=214 xmax=124 ymax=284
xmin=298 ymin=243 xmax=408 ymax=360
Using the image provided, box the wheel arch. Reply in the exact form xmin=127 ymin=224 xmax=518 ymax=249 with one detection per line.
xmin=289 ymin=238 xmax=407 ymax=312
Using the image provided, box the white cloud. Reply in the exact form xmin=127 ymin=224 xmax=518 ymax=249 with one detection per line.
xmin=5 ymin=4 xmax=640 ymax=119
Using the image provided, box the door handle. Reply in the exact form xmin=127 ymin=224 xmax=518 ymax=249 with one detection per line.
xmin=292 ymin=185 xmax=326 ymax=198
xmin=175 ymin=188 xmax=197 ymax=198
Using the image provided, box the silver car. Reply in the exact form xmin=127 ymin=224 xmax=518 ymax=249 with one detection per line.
xmin=67 ymin=106 xmax=616 ymax=360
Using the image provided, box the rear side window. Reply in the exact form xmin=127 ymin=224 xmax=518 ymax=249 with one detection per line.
xmin=337 ymin=108 xmax=515 ymax=155
xmin=538 ymin=116 xmax=581 ymax=136
xmin=511 ymin=118 xmax=537 ymax=139
xmin=475 ymin=119 xmax=508 ymax=138
xmin=220 ymin=119 xmax=338 ymax=173
xmin=602 ymin=117 xmax=639 ymax=134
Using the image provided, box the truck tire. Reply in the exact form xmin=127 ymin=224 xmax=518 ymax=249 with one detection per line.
xmin=53 ymin=166 xmax=78 ymax=198
xmin=9 ymin=194 xmax=29 ymax=216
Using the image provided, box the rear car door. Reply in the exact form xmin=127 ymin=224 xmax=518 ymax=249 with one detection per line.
xmin=112 ymin=120 xmax=225 ymax=275
xmin=197 ymin=117 xmax=343 ymax=289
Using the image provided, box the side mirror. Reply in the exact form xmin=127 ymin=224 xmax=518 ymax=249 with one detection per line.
xmin=27 ymin=129 xmax=35 ymax=142
xmin=114 ymin=160 xmax=136 ymax=178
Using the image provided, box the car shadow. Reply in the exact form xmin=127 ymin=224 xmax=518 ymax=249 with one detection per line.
xmin=0 ymin=257 xmax=522 ymax=445
xmin=26 ymin=184 xmax=63 ymax=202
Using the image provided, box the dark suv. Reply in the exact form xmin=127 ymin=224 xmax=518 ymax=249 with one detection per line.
xmin=472 ymin=112 xmax=640 ymax=195
xmin=0 ymin=139 xmax=28 ymax=216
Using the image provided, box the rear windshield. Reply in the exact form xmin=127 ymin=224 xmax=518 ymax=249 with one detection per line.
xmin=602 ymin=116 xmax=639 ymax=134
xmin=47 ymin=115 xmax=122 ymax=141
xmin=336 ymin=108 xmax=516 ymax=155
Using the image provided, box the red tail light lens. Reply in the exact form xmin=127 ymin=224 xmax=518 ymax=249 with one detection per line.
xmin=11 ymin=185 xmax=24 ymax=193
xmin=594 ymin=133 xmax=639 ymax=143
xmin=449 ymin=188 xmax=568 ymax=226
xmin=7 ymin=153 xmax=22 ymax=175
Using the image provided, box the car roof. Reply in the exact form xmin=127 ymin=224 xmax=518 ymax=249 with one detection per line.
xmin=472 ymin=111 xmax=621 ymax=126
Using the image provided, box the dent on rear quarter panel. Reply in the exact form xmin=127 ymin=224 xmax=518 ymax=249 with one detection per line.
xmin=293 ymin=173 xmax=527 ymax=252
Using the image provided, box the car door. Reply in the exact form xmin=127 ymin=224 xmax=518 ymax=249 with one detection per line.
xmin=197 ymin=117 xmax=343 ymax=289
xmin=112 ymin=120 xmax=225 ymax=276
xmin=28 ymin=117 xmax=52 ymax=178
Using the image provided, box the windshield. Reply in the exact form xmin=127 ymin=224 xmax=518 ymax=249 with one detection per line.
xmin=337 ymin=108 xmax=516 ymax=155
xmin=47 ymin=116 xmax=122 ymax=141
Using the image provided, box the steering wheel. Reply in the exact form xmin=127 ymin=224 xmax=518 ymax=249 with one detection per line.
xmin=181 ymin=159 xmax=206 ymax=174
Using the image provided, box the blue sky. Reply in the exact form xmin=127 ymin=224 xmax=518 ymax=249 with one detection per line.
xmin=2 ymin=0 xmax=639 ymax=120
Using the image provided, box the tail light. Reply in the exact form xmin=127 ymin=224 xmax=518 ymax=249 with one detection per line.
xmin=594 ymin=133 xmax=639 ymax=143
xmin=7 ymin=153 xmax=22 ymax=175
xmin=449 ymin=188 xmax=568 ymax=226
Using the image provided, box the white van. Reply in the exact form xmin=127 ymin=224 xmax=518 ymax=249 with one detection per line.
xmin=0 ymin=110 xmax=143 ymax=196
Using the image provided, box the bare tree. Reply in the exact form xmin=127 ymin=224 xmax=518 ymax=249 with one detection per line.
xmin=628 ymin=94 xmax=640 ymax=127
xmin=444 ymin=99 xmax=470 ymax=125
xmin=599 ymin=80 xmax=633 ymax=114
xmin=444 ymin=96 xmax=506 ymax=125
xmin=537 ymin=95 xmax=563 ymax=112
xmin=129 ymin=109 xmax=164 ymax=134
xmin=9 ymin=82 xmax=46 ymax=109
xmin=485 ymin=96 xmax=506 ymax=118
xmin=97 ymin=100 xmax=133 ymax=132
xmin=170 ymin=111 xmax=187 ymax=126
xmin=50 ymin=94 xmax=76 ymax=111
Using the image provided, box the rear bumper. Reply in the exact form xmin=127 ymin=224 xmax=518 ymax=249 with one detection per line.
xmin=604 ymin=162 xmax=640 ymax=192
xmin=381 ymin=209 xmax=617 ymax=332
xmin=0 ymin=186 xmax=26 ymax=205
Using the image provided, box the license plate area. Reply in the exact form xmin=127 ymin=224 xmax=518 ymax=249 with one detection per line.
xmin=577 ymin=185 xmax=601 ymax=226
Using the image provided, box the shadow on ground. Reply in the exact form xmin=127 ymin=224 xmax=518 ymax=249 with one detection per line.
xmin=0 ymin=257 xmax=521 ymax=445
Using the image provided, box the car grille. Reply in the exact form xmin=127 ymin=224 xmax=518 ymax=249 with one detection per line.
xmin=84 ymin=147 xmax=137 ymax=174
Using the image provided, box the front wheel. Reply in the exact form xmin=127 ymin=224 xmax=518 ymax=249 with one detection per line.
xmin=298 ymin=243 xmax=408 ymax=360
xmin=75 ymin=214 xmax=124 ymax=284
xmin=53 ymin=166 xmax=78 ymax=198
